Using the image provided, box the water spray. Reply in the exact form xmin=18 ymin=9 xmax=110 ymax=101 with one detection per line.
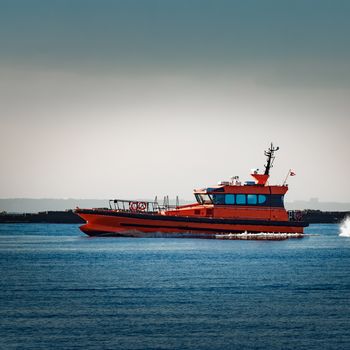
xmin=339 ymin=216 xmax=350 ymax=237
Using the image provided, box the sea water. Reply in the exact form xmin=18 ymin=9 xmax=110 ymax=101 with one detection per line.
xmin=0 ymin=224 xmax=349 ymax=350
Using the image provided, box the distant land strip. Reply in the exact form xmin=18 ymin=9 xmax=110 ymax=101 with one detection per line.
xmin=1 ymin=198 xmax=350 ymax=213
xmin=0 ymin=210 xmax=349 ymax=225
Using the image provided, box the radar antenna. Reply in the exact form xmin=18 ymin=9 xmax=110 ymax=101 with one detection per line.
xmin=264 ymin=143 xmax=279 ymax=176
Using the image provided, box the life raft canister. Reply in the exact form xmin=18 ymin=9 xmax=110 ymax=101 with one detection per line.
xmin=129 ymin=201 xmax=147 ymax=212
xmin=137 ymin=202 xmax=147 ymax=211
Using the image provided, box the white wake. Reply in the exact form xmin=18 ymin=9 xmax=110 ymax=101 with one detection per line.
xmin=339 ymin=217 xmax=350 ymax=237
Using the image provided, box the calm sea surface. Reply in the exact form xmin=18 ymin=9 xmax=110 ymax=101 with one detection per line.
xmin=0 ymin=224 xmax=350 ymax=350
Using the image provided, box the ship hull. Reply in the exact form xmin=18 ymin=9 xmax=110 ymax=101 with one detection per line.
xmin=75 ymin=209 xmax=307 ymax=239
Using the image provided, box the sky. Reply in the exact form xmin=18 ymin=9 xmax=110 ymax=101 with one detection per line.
xmin=1 ymin=0 xmax=350 ymax=203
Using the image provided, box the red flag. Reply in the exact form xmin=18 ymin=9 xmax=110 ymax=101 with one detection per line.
xmin=290 ymin=170 xmax=296 ymax=176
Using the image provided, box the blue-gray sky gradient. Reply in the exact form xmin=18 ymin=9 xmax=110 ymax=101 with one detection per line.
xmin=1 ymin=0 xmax=349 ymax=202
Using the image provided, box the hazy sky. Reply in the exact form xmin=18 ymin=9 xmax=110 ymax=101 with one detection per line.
xmin=1 ymin=0 xmax=350 ymax=202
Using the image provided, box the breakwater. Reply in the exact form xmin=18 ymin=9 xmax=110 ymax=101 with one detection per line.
xmin=0 ymin=210 xmax=85 ymax=224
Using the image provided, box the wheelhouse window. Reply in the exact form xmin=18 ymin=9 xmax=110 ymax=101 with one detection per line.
xmin=195 ymin=194 xmax=213 ymax=204
xmin=211 ymin=194 xmax=225 ymax=205
xmin=225 ymin=194 xmax=235 ymax=205
xmin=258 ymin=195 xmax=267 ymax=204
xmin=195 ymin=194 xmax=202 ymax=204
xmin=247 ymin=194 xmax=257 ymax=205
xmin=236 ymin=194 xmax=246 ymax=205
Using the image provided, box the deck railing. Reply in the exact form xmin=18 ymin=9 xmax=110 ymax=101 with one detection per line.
xmin=109 ymin=198 xmax=178 ymax=213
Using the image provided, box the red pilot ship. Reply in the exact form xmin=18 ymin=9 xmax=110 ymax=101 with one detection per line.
xmin=75 ymin=144 xmax=308 ymax=239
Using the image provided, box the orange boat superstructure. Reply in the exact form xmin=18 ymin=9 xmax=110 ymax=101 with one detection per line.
xmin=76 ymin=144 xmax=308 ymax=239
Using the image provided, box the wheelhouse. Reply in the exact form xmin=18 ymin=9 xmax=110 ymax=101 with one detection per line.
xmin=194 ymin=190 xmax=285 ymax=208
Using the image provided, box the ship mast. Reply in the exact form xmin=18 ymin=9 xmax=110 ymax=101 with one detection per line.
xmin=264 ymin=143 xmax=279 ymax=176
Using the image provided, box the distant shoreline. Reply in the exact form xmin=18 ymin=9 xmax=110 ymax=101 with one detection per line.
xmin=1 ymin=198 xmax=350 ymax=213
xmin=0 ymin=210 xmax=349 ymax=224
